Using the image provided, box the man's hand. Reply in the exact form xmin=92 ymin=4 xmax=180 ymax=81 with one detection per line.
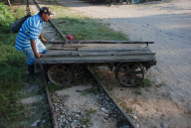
xmin=36 ymin=53 xmax=43 ymax=58
xmin=39 ymin=33 xmax=48 ymax=43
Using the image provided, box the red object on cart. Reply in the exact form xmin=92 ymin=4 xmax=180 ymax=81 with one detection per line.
xmin=66 ymin=34 xmax=75 ymax=40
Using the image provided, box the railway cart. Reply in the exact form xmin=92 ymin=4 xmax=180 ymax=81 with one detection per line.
xmin=37 ymin=40 xmax=156 ymax=87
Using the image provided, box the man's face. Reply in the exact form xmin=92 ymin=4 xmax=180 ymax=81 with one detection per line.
xmin=42 ymin=13 xmax=51 ymax=22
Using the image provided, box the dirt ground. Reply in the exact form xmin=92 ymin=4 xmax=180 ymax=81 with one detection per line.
xmin=60 ymin=0 xmax=191 ymax=127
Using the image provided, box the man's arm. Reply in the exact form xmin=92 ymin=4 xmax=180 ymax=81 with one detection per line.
xmin=31 ymin=40 xmax=41 ymax=58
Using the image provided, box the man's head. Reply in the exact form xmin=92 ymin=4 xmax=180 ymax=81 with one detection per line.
xmin=39 ymin=7 xmax=52 ymax=22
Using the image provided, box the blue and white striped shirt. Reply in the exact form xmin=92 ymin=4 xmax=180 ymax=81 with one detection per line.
xmin=15 ymin=13 xmax=45 ymax=50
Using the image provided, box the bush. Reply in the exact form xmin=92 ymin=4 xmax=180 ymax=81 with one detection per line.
xmin=0 ymin=2 xmax=15 ymax=31
xmin=0 ymin=5 xmax=26 ymax=127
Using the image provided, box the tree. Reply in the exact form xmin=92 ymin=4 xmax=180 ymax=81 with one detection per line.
xmin=8 ymin=0 xmax=12 ymax=6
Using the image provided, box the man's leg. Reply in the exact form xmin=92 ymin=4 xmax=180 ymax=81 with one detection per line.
xmin=23 ymin=40 xmax=46 ymax=75
xmin=22 ymin=47 xmax=36 ymax=75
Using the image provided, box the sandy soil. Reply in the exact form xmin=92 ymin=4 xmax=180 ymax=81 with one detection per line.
xmin=59 ymin=0 xmax=191 ymax=127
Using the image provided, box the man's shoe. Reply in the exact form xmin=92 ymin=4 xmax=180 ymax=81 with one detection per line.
xmin=28 ymin=64 xmax=34 ymax=75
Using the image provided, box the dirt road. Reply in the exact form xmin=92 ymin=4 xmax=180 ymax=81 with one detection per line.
xmin=59 ymin=0 xmax=191 ymax=127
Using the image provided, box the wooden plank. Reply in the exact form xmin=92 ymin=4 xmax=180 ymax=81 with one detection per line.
xmin=78 ymin=47 xmax=150 ymax=52
xmin=46 ymin=43 xmax=150 ymax=51
xmin=46 ymin=43 xmax=147 ymax=50
xmin=44 ymin=50 xmax=79 ymax=57
xmin=38 ymin=55 xmax=156 ymax=64
xmin=44 ymin=49 xmax=154 ymax=57
xmin=79 ymin=51 xmax=155 ymax=57
xmin=46 ymin=44 xmax=87 ymax=50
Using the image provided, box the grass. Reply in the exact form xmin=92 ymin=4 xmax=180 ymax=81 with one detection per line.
xmin=79 ymin=87 xmax=100 ymax=96
xmin=0 ymin=4 xmax=27 ymax=127
xmin=49 ymin=5 xmax=128 ymax=40
xmin=48 ymin=83 xmax=63 ymax=92
xmin=119 ymin=101 xmax=134 ymax=113
xmin=85 ymin=108 xmax=97 ymax=115
xmin=79 ymin=108 xmax=97 ymax=127
xmin=142 ymin=78 xmax=152 ymax=87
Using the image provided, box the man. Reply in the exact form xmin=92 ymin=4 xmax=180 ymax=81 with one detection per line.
xmin=15 ymin=7 xmax=52 ymax=75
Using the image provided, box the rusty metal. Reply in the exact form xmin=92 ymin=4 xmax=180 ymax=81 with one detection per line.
xmin=47 ymin=64 xmax=88 ymax=86
xmin=115 ymin=63 xmax=145 ymax=87
xmin=36 ymin=62 xmax=59 ymax=128
xmin=47 ymin=65 xmax=73 ymax=86
xmin=71 ymin=64 xmax=87 ymax=80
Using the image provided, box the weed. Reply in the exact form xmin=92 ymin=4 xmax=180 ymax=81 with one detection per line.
xmin=80 ymin=108 xmax=96 ymax=126
xmin=142 ymin=78 xmax=152 ymax=87
xmin=48 ymin=84 xmax=63 ymax=92
xmin=80 ymin=87 xmax=99 ymax=96
xmin=119 ymin=101 xmax=134 ymax=113
xmin=134 ymin=90 xmax=142 ymax=95
xmin=85 ymin=108 xmax=97 ymax=115
xmin=125 ymin=107 xmax=134 ymax=113
xmin=80 ymin=117 xmax=92 ymax=126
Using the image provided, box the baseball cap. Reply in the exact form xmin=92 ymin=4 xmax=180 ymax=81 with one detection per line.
xmin=40 ymin=7 xmax=53 ymax=15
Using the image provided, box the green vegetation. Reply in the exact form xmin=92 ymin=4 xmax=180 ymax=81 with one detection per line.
xmin=0 ymin=3 xmax=27 ymax=127
xmin=54 ymin=17 xmax=127 ymax=40
xmin=79 ymin=87 xmax=100 ymax=96
xmin=80 ymin=108 xmax=97 ymax=126
xmin=0 ymin=3 xmax=15 ymax=31
xmin=85 ymin=108 xmax=97 ymax=115
xmin=0 ymin=4 xmax=51 ymax=126
xmin=48 ymin=83 xmax=63 ymax=92
xmin=50 ymin=5 xmax=128 ymax=40
xmin=142 ymin=78 xmax=152 ymax=87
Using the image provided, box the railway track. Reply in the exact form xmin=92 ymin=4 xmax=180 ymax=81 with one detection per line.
xmin=32 ymin=0 xmax=139 ymax=127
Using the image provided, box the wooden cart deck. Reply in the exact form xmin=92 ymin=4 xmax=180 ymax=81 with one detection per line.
xmin=37 ymin=41 xmax=156 ymax=64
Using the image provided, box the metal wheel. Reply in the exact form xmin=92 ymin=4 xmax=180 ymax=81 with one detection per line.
xmin=71 ymin=64 xmax=87 ymax=81
xmin=115 ymin=63 xmax=145 ymax=87
xmin=47 ymin=65 xmax=73 ymax=86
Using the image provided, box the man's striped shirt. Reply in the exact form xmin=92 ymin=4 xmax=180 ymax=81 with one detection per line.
xmin=15 ymin=13 xmax=45 ymax=50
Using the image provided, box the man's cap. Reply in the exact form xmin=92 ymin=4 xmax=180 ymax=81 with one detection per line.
xmin=40 ymin=7 xmax=53 ymax=15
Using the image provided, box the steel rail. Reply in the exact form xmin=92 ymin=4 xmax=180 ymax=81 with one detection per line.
xmin=88 ymin=66 xmax=137 ymax=128
xmin=32 ymin=0 xmax=137 ymax=128
xmin=38 ymin=62 xmax=59 ymax=128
